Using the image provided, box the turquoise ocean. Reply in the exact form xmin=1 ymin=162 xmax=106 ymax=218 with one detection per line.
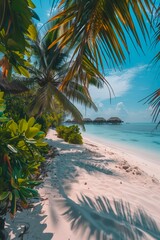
xmin=82 ymin=123 xmax=160 ymax=160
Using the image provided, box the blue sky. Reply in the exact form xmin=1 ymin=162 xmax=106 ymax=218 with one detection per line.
xmin=33 ymin=0 xmax=159 ymax=122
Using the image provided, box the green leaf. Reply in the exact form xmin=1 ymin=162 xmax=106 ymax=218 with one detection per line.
xmin=27 ymin=24 xmax=37 ymax=41
xmin=13 ymin=189 xmax=20 ymax=198
xmin=9 ymin=192 xmax=13 ymax=201
xmin=19 ymin=119 xmax=28 ymax=133
xmin=27 ymin=0 xmax=36 ymax=8
xmin=18 ymin=66 xmax=30 ymax=78
xmin=8 ymin=121 xmax=18 ymax=135
xmin=25 ymin=127 xmax=40 ymax=138
xmin=0 ymin=92 xmax=4 ymax=99
xmin=28 ymin=117 xmax=36 ymax=127
xmin=0 ymin=192 xmax=10 ymax=201
xmin=0 ymin=44 xmax=5 ymax=52
xmin=35 ymin=141 xmax=48 ymax=147
xmin=10 ymin=192 xmax=16 ymax=216
xmin=31 ymin=9 xmax=40 ymax=21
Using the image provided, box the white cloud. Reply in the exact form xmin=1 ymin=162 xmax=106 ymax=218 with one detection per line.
xmin=71 ymin=65 xmax=150 ymax=122
xmin=116 ymin=102 xmax=127 ymax=112
xmin=89 ymin=65 xmax=147 ymax=101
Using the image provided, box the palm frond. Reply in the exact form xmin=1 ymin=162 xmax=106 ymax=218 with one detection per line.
xmin=0 ymin=74 xmax=29 ymax=94
xmin=49 ymin=0 xmax=154 ymax=89
xmin=140 ymin=89 xmax=160 ymax=126
xmin=50 ymin=82 xmax=84 ymax=126
xmin=151 ymin=6 xmax=160 ymax=71
xmin=29 ymin=82 xmax=84 ymax=126
xmin=63 ymin=81 xmax=98 ymax=111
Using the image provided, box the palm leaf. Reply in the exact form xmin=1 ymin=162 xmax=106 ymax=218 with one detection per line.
xmin=140 ymin=89 xmax=160 ymax=126
xmin=49 ymin=0 xmax=154 ymax=89
xmin=63 ymin=81 xmax=98 ymax=111
xmin=151 ymin=6 xmax=160 ymax=71
xmin=0 ymin=73 xmax=29 ymax=94
xmin=29 ymin=82 xmax=84 ymax=126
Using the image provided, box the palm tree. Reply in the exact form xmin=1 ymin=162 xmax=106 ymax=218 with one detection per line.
xmin=27 ymin=23 xmax=99 ymax=125
xmin=49 ymin=0 xmax=154 ymax=92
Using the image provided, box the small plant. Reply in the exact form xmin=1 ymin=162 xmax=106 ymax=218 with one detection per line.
xmin=56 ymin=125 xmax=83 ymax=144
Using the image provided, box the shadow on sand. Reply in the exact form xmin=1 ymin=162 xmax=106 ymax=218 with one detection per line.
xmin=60 ymin=195 xmax=160 ymax=240
xmin=47 ymin=137 xmax=160 ymax=240
xmin=5 ymin=200 xmax=53 ymax=239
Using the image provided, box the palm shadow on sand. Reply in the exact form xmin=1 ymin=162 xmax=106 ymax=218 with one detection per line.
xmin=60 ymin=194 xmax=160 ymax=240
xmin=47 ymin=137 xmax=118 ymax=184
xmin=47 ymin=137 xmax=160 ymax=240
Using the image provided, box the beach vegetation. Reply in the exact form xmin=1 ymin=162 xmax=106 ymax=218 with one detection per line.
xmin=56 ymin=125 xmax=83 ymax=144
xmin=0 ymin=92 xmax=48 ymax=236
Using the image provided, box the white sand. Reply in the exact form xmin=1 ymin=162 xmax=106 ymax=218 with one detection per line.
xmin=7 ymin=129 xmax=160 ymax=240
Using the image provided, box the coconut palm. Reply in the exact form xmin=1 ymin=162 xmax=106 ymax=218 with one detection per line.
xmin=27 ymin=23 xmax=99 ymax=125
xmin=49 ymin=0 xmax=154 ymax=92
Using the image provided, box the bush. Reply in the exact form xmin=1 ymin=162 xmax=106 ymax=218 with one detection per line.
xmin=56 ymin=125 xmax=83 ymax=144
xmin=0 ymin=116 xmax=47 ymax=219
xmin=56 ymin=125 xmax=67 ymax=138
xmin=68 ymin=133 xmax=83 ymax=144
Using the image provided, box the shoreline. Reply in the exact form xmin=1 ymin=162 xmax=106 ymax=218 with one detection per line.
xmin=7 ymin=129 xmax=160 ymax=240
xmin=82 ymin=132 xmax=160 ymax=181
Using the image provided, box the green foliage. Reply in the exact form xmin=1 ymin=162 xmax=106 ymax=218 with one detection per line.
xmin=68 ymin=133 xmax=83 ymax=144
xmin=0 ymin=0 xmax=39 ymax=77
xmin=0 ymin=116 xmax=47 ymax=217
xmin=36 ymin=111 xmax=64 ymax=133
xmin=56 ymin=125 xmax=67 ymax=138
xmin=4 ymin=94 xmax=64 ymax=134
xmin=5 ymin=94 xmax=31 ymax=122
xmin=56 ymin=125 xmax=83 ymax=144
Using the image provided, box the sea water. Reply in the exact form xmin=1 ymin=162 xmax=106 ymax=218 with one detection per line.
xmin=82 ymin=123 xmax=160 ymax=159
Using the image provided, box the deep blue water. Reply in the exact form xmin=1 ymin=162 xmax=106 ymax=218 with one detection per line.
xmin=82 ymin=123 xmax=160 ymax=155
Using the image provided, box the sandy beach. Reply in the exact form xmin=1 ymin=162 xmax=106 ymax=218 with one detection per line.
xmin=6 ymin=129 xmax=160 ymax=240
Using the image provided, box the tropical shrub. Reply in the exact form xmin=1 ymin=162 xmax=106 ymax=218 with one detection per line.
xmin=56 ymin=125 xmax=67 ymax=138
xmin=0 ymin=116 xmax=47 ymax=219
xmin=4 ymin=94 xmax=31 ymax=122
xmin=56 ymin=125 xmax=83 ymax=144
xmin=68 ymin=133 xmax=83 ymax=144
